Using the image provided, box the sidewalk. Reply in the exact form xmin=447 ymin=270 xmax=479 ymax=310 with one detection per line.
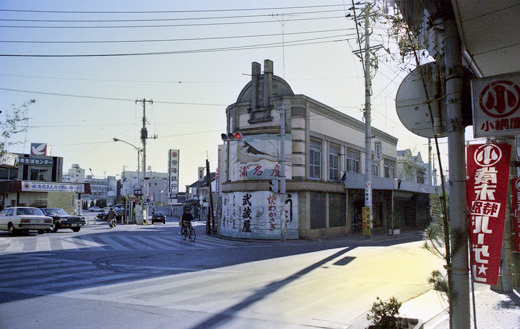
xmin=337 ymin=230 xmax=520 ymax=329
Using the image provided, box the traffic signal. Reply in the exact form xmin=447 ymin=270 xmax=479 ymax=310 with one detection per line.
xmin=269 ymin=179 xmax=279 ymax=193
xmin=221 ymin=132 xmax=243 ymax=141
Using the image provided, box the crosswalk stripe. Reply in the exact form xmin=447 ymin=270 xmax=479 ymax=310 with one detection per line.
xmin=60 ymin=237 xmax=81 ymax=251
xmin=93 ymin=235 xmax=127 ymax=251
xmin=35 ymin=235 xmax=52 ymax=251
xmin=35 ymin=271 xmax=144 ymax=291
xmin=80 ymin=235 xmax=108 ymax=250
xmin=121 ymin=235 xmax=155 ymax=250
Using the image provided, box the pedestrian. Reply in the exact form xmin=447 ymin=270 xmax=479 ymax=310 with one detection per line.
xmin=107 ymin=207 xmax=117 ymax=228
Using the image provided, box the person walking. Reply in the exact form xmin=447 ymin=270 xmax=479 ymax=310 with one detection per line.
xmin=107 ymin=207 xmax=117 ymax=228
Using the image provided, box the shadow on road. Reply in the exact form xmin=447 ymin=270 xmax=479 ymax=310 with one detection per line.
xmin=189 ymin=247 xmax=351 ymax=329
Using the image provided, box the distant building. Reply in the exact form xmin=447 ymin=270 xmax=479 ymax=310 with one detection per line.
xmin=63 ymin=164 xmax=85 ymax=183
xmin=187 ymin=171 xmax=217 ymax=220
xmin=120 ymin=170 xmax=168 ymax=205
xmin=0 ymin=153 xmax=89 ymax=213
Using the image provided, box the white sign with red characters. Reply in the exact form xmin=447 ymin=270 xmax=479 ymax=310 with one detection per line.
xmin=472 ymin=72 xmax=520 ymax=137
xmin=466 ymin=143 xmax=511 ymax=285
xmin=511 ymin=178 xmax=520 ymax=253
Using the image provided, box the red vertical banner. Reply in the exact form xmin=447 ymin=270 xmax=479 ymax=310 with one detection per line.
xmin=511 ymin=178 xmax=520 ymax=253
xmin=466 ymin=143 xmax=511 ymax=285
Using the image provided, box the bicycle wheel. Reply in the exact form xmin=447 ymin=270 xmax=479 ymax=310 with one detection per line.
xmin=188 ymin=227 xmax=196 ymax=242
xmin=181 ymin=228 xmax=187 ymax=240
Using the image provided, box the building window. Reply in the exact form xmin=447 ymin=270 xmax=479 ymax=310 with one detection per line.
xmin=372 ymin=159 xmax=380 ymax=177
xmin=384 ymin=159 xmax=396 ymax=179
xmin=417 ymin=170 xmax=426 ymax=184
xmin=309 ymin=140 xmax=321 ymax=180
xmin=30 ymin=169 xmax=48 ymax=181
xmin=329 ymin=144 xmax=340 ymax=181
xmin=346 ymin=149 xmax=360 ymax=173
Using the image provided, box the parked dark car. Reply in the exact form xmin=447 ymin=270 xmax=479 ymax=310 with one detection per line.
xmin=151 ymin=212 xmax=166 ymax=224
xmin=97 ymin=209 xmax=108 ymax=220
xmin=98 ymin=209 xmax=125 ymax=223
xmin=43 ymin=208 xmax=86 ymax=233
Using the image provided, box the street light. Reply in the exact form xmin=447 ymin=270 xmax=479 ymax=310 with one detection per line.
xmin=113 ymin=138 xmax=142 ymax=192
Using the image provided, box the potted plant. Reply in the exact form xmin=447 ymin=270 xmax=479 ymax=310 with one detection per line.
xmin=366 ymin=297 xmax=423 ymax=329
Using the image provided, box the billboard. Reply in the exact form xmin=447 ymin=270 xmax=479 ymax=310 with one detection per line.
xmin=221 ymin=191 xmax=298 ymax=239
xmin=30 ymin=143 xmax=51 ymax=156
xmin=168 ymin=149 xmax=180 ymax=199
xmin=229 ymin=134 xmax=292 ymax=181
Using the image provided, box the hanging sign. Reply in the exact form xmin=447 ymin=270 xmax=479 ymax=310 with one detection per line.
xmin=466 ymin=143 xmax=511 ymax=285
xmin=472 ymin=72 xmax=520 ymax=137
xmin=511 ymin=178 xmax=520 ymax=253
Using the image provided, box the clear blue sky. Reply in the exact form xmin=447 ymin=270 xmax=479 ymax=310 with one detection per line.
xmin=0 ymin=0 xmax=446 ymax=189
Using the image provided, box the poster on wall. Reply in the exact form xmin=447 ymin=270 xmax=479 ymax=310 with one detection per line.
xmin=221 ymin=191 xmax=298 ymax=239
xmin=229 ymin=134 xmax=292 ymax=181
xmin=466 ymin=143 xmax=511 ymax=285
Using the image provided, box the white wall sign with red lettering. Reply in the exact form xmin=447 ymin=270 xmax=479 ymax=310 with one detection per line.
xmin=472 ymin=72 xmax=520 ymax=137
xmin=466 ymin=143 xmax=511 ymax=285
xmin=511 ymin=178 xmax=520 ymax=253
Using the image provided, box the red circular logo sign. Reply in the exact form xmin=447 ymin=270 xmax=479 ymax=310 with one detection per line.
xmin=479 ymin=80 xmax=520 ymax=118
xmin=474 ymin=144 xmax=503 ymax=167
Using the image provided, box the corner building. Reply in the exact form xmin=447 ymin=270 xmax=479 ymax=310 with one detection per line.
xmin=218 ymin=59 xmax=435 ymax=240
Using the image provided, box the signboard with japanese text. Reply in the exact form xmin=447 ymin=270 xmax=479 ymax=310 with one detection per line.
xmin=21 ymin=181 xmax=85 ymax=193
xmin=18 ymin=157 xmax=53 ymax=166
xmin=229 ymin=134 xmax=292 ymax=181
xmin=511 ymin=178 xmax=520 ymax=253
xmin=466 ymin=143 xmax=511 ymax=285
xmin=220 ymin=191 xmax=298 ymax=239
xmin=472 ymin=72 xmax=520 ymax=137
xmin=168 ymin=149 xmax=180 ymax=203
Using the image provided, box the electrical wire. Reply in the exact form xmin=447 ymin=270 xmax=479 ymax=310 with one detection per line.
xmin=0 ymin=4 xmax=347 ymax=14
xmin=0 ymin=34 xmax=354 ymax=57
xmin=0 ymin=28 xmax=352 ymax=44
xmin=0 ymin=87 xmax=228 ymax=106
xmin=0 ymin=9 xmax=345 ymax=23
xmin=0 ymin=14 xmax=346 ymax=29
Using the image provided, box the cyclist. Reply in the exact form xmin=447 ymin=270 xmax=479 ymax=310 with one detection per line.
xmin=107 ymin=207 xmax=117 ymax=228
xmin=181 ymin=208 xmax=194 ymax=235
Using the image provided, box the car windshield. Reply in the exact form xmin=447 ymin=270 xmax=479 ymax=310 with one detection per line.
xmin=154 ymin=212 xmax=164 ymax=216
xmin=17 ymin=208 xmax=44 ymax=216
xmin=44 ymin=208 xmax=68 ymax=216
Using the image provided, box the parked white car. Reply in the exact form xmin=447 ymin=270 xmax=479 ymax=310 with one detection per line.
xmin=0 ymin=207 xmax=53 ymax=235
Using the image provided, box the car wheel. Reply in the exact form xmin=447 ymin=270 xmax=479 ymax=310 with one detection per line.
xmin=8 ymin=223 xmax=17 ymax=236
xmin=72 ymin=227 xmax=81 ymax=232
xmin=50 ymin=222 xmax=58 ymax=233
xmin=38 ymin=230 xmax=45 ymax=234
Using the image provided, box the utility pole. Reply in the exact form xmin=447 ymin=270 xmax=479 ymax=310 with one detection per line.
xmin=363 ymin=5 xmax=373 ymax=238
xmin=444 ymin=16 xmax=470 ymax=329
xmin=136 ymin=98 xmax=155 ymax=223
xmin=350 ymin=2 xmax=384 ymax=238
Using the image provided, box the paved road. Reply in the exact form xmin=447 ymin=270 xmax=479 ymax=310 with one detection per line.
xmin=0 ymin=217 xmax=445 ymax=329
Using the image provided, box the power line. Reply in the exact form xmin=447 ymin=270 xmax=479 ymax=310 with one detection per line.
xmin=0 ymin=28 xmax=352 ymax=44
xmin=0 ymin=87 xmax=227 ymax=106
xmin=0 ymin=9 xmax=343 ymax=23
xmin=0 ymin=4 xmax=346 ymax=14
xmin=0 ymin=34 xmax=353 ymax=57
xmin=0 ymin=14 xmax=345 ymax=29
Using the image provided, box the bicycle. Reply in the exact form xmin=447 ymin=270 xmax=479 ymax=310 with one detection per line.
xmin=181 ymin=221 xmax=196 ymax=242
